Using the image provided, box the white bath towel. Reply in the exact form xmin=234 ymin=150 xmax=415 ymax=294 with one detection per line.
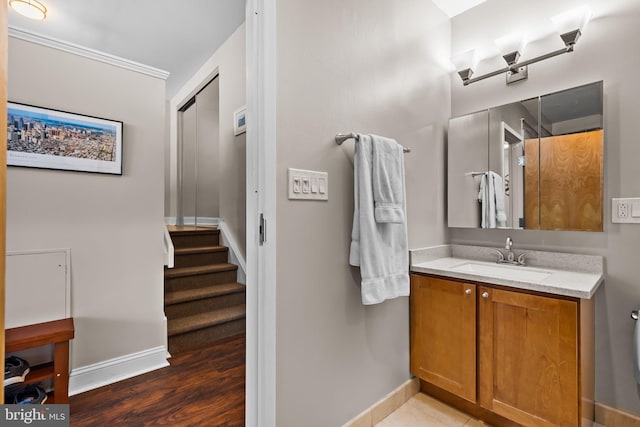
xmin=371 ymin=135 xmax=405 ymax=224
xmin=478 ymin=171 xmax=507 ymax=228
xmin=349 ymin=134 xmax=409 ymax=305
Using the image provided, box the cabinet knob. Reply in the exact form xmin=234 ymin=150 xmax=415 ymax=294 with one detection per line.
xmin=482 ymin=292 xmax=489 ymax=299
xmin=465 ymin=289 xmax=472 ymax=295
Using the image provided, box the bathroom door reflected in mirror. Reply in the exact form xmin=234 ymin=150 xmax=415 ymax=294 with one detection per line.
xmin=447 ymin=81 xmax=603 ymax=232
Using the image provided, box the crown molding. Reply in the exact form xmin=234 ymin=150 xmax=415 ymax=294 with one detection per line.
xmin=8 ymin=26 xmax=170 ymax=80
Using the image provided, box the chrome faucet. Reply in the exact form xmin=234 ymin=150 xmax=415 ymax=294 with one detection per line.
xmin=505 ymin=236 xmax=514 ymax=262
xmin=493 ymin=236 xmax=527 ymax=266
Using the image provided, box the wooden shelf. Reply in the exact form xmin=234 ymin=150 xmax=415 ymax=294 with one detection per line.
xmin=5 ymin=318 xmax=74 ymax=404
xmin=6 ymin=318 xmax=74 ymax=352
xmin=24 ymin=362 xmax=54 ymax=385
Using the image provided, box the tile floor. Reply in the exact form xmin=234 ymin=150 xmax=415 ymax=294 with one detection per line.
xmin=375 ymin=393 xmax=606 ymax=427
xmin=374 ymin=393 xmax=486 ymax=427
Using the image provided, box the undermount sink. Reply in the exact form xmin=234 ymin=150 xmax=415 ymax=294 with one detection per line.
xmin=450 ymin=261 xmax=552 ymax=282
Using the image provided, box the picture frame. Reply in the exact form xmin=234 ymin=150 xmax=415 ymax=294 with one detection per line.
xmin=7 ymin=101 xmax=124 ymax=175
xmin=233 ymin=106 xmax=246 ymax=136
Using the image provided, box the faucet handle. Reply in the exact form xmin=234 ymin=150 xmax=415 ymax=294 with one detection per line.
xmin=517 ymin=252 xmax=528 ymax=265
xmin=491 ymin=249 xmax=505 ymax=263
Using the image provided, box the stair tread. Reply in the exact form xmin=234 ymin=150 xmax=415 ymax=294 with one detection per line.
xmin=164 ymin=263 xmax=237 ymax=278
xmin=174 ymin=245 xmax=227 ymax=255
xmin=165 ymin=282 xmax=245 ymax=306
xmin=168 ymin=305 xmax=246 ymax=336
xmin=168 ymin=227 xmax=219 ymax=235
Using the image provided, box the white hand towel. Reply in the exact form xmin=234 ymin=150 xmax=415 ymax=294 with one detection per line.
xmin=349 ymin=134 xmax=409 ymax=305
xmin=371 ymin=135 xmax=405 ymax=224
xmin=478 ymin=171 xmax=506 ymax=228
xmin=491 ymin=171 xmax=507 ymax=228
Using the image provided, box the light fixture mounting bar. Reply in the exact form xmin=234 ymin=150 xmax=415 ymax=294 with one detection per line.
xmin=463 ymin=45 xmax=573 ymax=86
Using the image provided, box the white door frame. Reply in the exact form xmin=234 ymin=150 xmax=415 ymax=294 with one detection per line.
xmin=245 ymin=0 xmax=277 ymax=426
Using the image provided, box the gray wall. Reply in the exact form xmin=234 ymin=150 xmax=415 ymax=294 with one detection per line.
xmin=275 ymin=0 xmax=450 ymax=425
xmin=217 ymin=26 xmax=246 ymax=256
xmin=450 ymin=0 xmax=640 ymax=416
xmin=7 ymin=38 xmax=167 ymax=367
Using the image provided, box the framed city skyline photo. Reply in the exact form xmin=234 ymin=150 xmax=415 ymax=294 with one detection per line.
xmin=7 ymin=102 xmax=123 ymax=175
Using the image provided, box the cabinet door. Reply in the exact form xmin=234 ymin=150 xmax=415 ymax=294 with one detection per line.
xmin=410 ymin=275 xmax=476 ymax=403
xmin=478 ymin=286 xmax=578 ymax=426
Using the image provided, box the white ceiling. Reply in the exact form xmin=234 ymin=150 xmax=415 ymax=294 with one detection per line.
xmin=431 ymin=0 xmax=487 ymax=17
xmin=7 ymin=0 xmax=246 ymax=99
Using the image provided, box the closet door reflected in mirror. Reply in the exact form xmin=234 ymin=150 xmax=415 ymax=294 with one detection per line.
xmin=447 ymin=81 xmax=603 ymax=232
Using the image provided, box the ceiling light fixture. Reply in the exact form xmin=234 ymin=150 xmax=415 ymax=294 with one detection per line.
xmin=9 ymin=0 xmax=47 ymax=20
xmin=453 ymin=5 xmax=591 ymax=86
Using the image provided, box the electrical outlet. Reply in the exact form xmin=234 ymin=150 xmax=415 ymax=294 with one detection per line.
xmin=612 ymin=198 xmax=640 ymax=223
xmin=619 ymin=201 xmax=629 ymax=218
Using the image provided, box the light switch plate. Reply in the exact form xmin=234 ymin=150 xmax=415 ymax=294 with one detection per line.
xmin=288 ymin=168 xmax=328 ymax=201
xmin=612 ymin=198 xmax=640 ymax=223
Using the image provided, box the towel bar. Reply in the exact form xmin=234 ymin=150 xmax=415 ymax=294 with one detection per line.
xmin=335 ymin=133 xmax=410 ymax=153
xmin=632 ymin=310 xmax=639 ymax=320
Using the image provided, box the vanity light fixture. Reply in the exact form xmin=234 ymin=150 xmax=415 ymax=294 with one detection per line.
xmin=8 ymin=0 xmax=47 ymax=20
xmin=451 ymin=49 xmax=478 ymax=84
xmin=494 ymin=33 xmax=528 ymax=84
xmin=454 ymin=5 xmax=591 ymax=86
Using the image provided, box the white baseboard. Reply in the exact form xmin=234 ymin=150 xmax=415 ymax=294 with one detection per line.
xmin=219 ymin=221 xmax=246 ymax=284
xmin=164 ymin=217 xmax=220 ymax=227
xmin=69 ymin=346 xmax=169 ymax=396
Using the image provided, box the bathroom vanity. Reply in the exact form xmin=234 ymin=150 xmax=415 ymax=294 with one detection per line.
xmin=410 ymin=245 xmax=603 ymax=427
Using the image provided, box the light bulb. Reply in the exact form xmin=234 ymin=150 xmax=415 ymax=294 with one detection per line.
xmin=9 ymin=0 xmax=47 ymax=20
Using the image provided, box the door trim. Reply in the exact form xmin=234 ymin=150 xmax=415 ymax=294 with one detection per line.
xmin=245 ymin=0 xmax=277 ymax=426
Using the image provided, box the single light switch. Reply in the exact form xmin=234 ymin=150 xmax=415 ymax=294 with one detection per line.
xmin=293 ymin=177 xmax=301 ymax=193
xmin=311 ymin=178 xmax=318 ymax=193
xmin=302 ymin=177 xmax=310 ymax=194
xmin=319 ymin=178 xmax=326 ymax=194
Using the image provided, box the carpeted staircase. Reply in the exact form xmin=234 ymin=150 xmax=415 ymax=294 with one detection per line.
xmin=164 ymin=227 xmax=245 ymax=354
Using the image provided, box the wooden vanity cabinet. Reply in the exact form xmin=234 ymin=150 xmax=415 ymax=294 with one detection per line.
xmin=410 ymin=274 xmax=594 ymax=427
xmin=410 ymin=275 xmax=477 ymax=403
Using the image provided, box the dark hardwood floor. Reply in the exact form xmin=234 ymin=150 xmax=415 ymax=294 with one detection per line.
xmin=70 ymin=333 xmax=245 ymax=426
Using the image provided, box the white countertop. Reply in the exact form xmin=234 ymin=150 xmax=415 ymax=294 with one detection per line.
xmin=411 ymin=252 xmax=604 ymax=299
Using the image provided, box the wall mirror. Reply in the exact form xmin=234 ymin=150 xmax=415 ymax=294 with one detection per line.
xmin=447 ymin=81 xmax=603 ymax=231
